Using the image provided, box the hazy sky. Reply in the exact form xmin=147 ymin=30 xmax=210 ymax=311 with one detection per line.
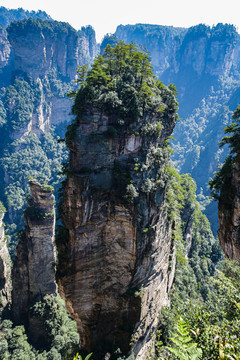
xmin=1 ymin=0 xmax=239 ymax=42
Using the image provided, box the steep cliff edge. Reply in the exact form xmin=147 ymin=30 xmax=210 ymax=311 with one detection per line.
xmin=217 ymin=157 xmax=240 ymax=260
xmin=12 ymin=180 xmax=57 ymax=329
xmin=0 ymin=202 xmax=11 ymax=313
xmin=210 ymin=105 xmax=240 ymax=260
xmin=111 ymin=23 xmax=240 ymax=234
xmin=0 ymin=17 xmax=99 ymax=232
xmin=57 ymin=42 xmax=178 ymax=358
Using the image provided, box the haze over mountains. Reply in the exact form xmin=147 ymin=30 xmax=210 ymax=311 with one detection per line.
xmin=1 ymin=6 xmax=240 ymax=234
xmin=0 ymin=6 xmax=240 ymax=360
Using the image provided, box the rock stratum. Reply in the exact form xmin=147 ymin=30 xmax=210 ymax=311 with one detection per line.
xmin=12 ymin=180 xmax=57 ymax=337
xmin=57 ymin=43 xmax=178 ymax=358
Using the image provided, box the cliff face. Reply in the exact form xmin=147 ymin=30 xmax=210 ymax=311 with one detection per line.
xmin=78 ymin=26 xmax=99 ymax=66
xmin=113 ymin=23 xmax=240 ymax=234
xmin=0 ymin=17 xmax=99 ymax=229
xmin=0 ymin=207 xmax=11 ymax=312
xmin=0 ymin=6 xmax=52 ymax=28
xmin=115 ymin=24 xmax=187 ymax=76
xmin=7 ymin=19 xmax=79 ymax=79
xmin=115 ymin=24 xmax=240 ymax=80
xmin=7 ymin=19 xmax=98 ymax=81
xmin=12 ymin=180 xmax=57 ymax=327
xmin=218 ymin=157 xmax=240 ymax=260
xmin=0 ymin=26 xmax=12 ymax=69
xmin=58 ymin=95 xmax=177 ymax=358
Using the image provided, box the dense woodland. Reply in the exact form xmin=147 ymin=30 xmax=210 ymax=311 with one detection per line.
xmin=0 ymin=7 xmax=240 ymax=360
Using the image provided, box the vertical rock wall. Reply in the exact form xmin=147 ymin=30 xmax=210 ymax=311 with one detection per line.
xmin=12 ymin=180 xmax=57 ymax=325
xmin=58 ymin=106 xmax=177 ymax=359
xmin=0 ymin=208 xmax=12 ymax=312
xmin=218 ymin=157 xmax=240 ymax=260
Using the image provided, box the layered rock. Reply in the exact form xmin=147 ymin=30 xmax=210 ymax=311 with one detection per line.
xmin=12 ymin=180 xmax=57 ymax=326
xmin=58 ymin=99 xmax=177 ymax=358
xmin=218 ymin=156 xmax=240 ymax=260
xmin=0 ymin=204 xmax=11 ymax=312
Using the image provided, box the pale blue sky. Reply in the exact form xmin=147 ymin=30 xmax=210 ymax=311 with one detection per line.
xmin=1 ymin=0 xmax=239 ymax=42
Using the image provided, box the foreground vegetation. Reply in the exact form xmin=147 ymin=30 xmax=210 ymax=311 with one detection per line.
xmin=0 ymin=40 xmax=239 ymax=360
xmin=157 ymin=259 xmax=240 ymax=359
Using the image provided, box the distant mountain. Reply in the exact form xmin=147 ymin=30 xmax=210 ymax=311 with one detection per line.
xmin=0 ymin=6 xmax=52 ymax=28
xmin=0 ymin=17 xmax=98 ymax=248
xmin=106 ymin=23 xmax=240 ymax=234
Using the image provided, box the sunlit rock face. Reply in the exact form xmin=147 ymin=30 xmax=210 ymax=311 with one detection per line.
xmin=12 ymin=180 xmax=57 ymax=327
xmin=0 ymin=209 xmax=12 ymax=313
xmin=58 ymin=103 xmax=177 ymax=359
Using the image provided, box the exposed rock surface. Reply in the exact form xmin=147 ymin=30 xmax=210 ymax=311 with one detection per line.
xmin=7 ymin=19 xmax=79 ymax=79
xmin=58 ymin=103 xmax=177 ymax=358
xmin=115 ymin=24 xmax=187 ymax=77
xmin=218 ymin=156 xmax=240 ymax=260
xmin=7 ymin=19 xmax=98 ymax=81
xmin=0 ymin=26 xmax=12 ymax=69
xmin=114 ymin=24 xmax=240 ymax=237
xmin=4 ymin=19 xmax=98 ymax=138
xmin=12 ymin=180 xmax=57 ymax=326
xmin=0 ymin=208 xmax=12 ymax=312
xmin=78 ymin=25 xmax=99 ymax=66
xmin=115 ymin=23 xmax=240 ymax=80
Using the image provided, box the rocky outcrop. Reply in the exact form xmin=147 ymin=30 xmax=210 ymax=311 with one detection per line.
xmin=0 ymin=6 xmax=52 ymax=28
xmin=218 ymin=156 xmax=240 ymax=260
xmin=12 ymin=180 xmax=57 ymax=325
xmin=78 ymin=26 xmax=98 ymax=66
xmin=0 ymin=205 xmax=11 ymax=312
xmin=115 ymin=24 xmax=187 ymax=76
xmin=7 ymin=19 xmax=98 ymax=81
xmin=7 ymin=19 xmax=79 ymax=79
xmin=0 ymin=26 xmax=12 ymax=69
xmin=58 ymin=102 xmax=177 ymax=358
xmin=115 ymin=23 xmax=240 ymax=80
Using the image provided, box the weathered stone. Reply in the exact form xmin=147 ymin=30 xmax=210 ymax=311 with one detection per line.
xmin=218 ymin=156 xmax=240 ymax=260
xmin=0 ymin=210 xmax=12 ymax=313
xmin=12 ymin=180 xmax=57 ymax=327
xmin=0 ymin=27 xmax=12 ymax=69
xmin=58 ymin=105 xmax=177 ymax=359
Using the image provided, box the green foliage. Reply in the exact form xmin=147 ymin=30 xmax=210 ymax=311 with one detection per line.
xmin=66 ymin=41 xmax=178 ymax=144
xmin=0 ymin=295 xmax=80 ymax=359
xmin=0 ymin=201 xmax=6 ymax=216
xmin=158 ymin=259 xmax=240 ymax=360
xmin=210 ymin=104 xmax=240 ymax=200
xmin=0 ymin=6 xmax=51 ymax=28
xmin=1 ymin=132 xmax=68 ymax=214
xmin=209 ymin=156 xmax=234 ymax=200
xmin=219 ymin=105 xmax=240 ymax=154
xmin=125 ymin=183 xmax=139 ymax=202
xmin=158 ymin=318 xmax=202 ymax=360
xmin=7 ymin=17 xmax=77 ymax=40
xmin=5 ymin=77 xmax=41 ymax=131
xmin=73 ymin=353 xmax=92 ymax=360
xmin=0 ymin=320 xmax=35 ymax=359
xmin=100 ymin=33 xmax=119 ymax=55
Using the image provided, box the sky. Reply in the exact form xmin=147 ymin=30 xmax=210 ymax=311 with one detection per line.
xmin=1 ymin=0 xmax=239 ymax=42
